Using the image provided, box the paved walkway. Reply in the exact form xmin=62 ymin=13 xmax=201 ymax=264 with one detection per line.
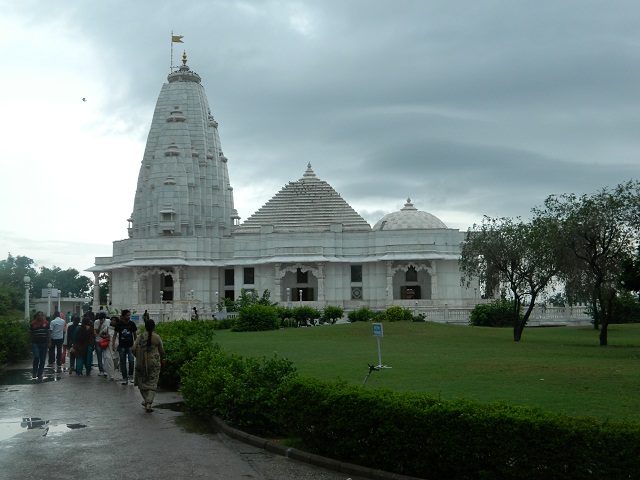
xmin=0 ymin=359 xmax=369 ymax=480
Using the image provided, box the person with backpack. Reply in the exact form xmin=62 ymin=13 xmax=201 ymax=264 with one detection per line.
xmin=115 ymin=309 xmax=137 ymax=385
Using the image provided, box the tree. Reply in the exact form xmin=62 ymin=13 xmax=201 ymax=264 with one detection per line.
xmin=32 ymin=266 xmax=92 ymax=300
xmin=535 ymin=181 xmax=640 ymax=346
xmin=460 ymin=216 xmax=564 ymax=341
xmin=0 ymin=254 xmax=38 ymax=314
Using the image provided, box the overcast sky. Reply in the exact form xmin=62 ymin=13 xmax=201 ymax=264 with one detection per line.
xmin=2 ymin=0 xmax=639 ymax=275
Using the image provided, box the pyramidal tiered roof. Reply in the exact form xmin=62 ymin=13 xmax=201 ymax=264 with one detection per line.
xmin=236 ymin=164 xmax=371 ymax=233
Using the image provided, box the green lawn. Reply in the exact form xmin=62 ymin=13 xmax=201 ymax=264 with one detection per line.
xmin=212 ymin=322 xmax=640 ymax=423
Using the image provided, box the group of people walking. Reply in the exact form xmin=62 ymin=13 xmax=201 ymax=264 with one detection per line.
xmin=29 ymin=307 xmax=166 ymax=412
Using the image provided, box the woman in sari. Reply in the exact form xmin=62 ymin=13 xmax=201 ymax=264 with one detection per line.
xmin=132 ymin=319 xmax=165 ymax=412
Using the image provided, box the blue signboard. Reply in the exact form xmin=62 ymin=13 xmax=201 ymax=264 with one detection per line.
xmin=131 ymin=315 xmax=140 ymax=323
xmin=372 ymin=323 xmax=383 ymax=337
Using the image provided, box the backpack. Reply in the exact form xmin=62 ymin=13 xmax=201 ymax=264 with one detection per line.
xmin=120 ymin=327 xmax=134 ymax=347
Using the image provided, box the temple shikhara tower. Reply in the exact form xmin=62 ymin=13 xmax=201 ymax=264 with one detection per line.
xmin=89 ymin=53 xmax=477 ymax=320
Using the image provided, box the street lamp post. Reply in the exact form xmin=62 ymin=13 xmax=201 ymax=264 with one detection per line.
xmin=160 ymin=290 xmax=164 ymax=322
xmin=106 ymin=293 xmax=110 ymax=310
xmin=299 ymin=289 xmax=303 ymax=305
xmin=188 ymin=289 xmax=194 ymax=320
xmin=57 ymin=289 xmax=61 ymax=314
xmin=23 ymin=276 xmax=31 ymax=322
xmin=286 ymin=288 xmax=291 ymax=309
xmin=47 ymin=283 xmax=53 ymax=317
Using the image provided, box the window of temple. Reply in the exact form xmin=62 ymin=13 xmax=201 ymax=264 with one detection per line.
xmin=351 ymin=265 xmax=362 ymax=283
xmin=296 ymin=268 xmax=308 ymax=284
xmin=244 ymin=267 xmax=255 ymax=285
xmin=161 ymin=273 xmax=174 ymax=301
xmin=224 ymin=290 xmax=234 ymax=301
xmin=406 ymin=266 xmax=418 ymax=282
xmin=224 ymin=269 xmax=234 ymax=286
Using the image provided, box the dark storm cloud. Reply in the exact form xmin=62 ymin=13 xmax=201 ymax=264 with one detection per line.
xmin=15 ymin=0 xmax=640 ymax=227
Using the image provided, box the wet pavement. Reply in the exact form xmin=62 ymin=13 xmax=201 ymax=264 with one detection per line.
xmin=0 ymin=359 xmax=366 ymax=480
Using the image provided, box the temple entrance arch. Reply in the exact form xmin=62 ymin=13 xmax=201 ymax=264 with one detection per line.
xmin=389 ymin=262 xmax=436 ymax=300
xmin=136 ymin=267 xmax=184 ymax=304
xmin=277 ymin=263 xmax=321 ymax=302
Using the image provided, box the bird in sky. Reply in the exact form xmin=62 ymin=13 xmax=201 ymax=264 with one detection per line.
xmin=82 ymin=98 xmax=87 ymax=102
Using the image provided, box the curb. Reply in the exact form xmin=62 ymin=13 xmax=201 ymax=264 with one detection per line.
xmin=210 ymin=416 xmax=425 ymax=480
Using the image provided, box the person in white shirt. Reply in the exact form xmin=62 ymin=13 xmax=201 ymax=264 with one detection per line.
xmin=94 ymin=312 xmax=110 ymax=377
xmin=48 ymin=312 xmax=66 ymax=371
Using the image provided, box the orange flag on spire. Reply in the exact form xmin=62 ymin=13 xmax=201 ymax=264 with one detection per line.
xmin=172 ymin=35 xmax=184 ymax=43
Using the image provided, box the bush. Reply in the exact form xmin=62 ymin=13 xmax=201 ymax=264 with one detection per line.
xmin=469 ymin=299 xmax=520 ymax=327
xmin=154 ymin=320 xmax=218 ymax=388
xmin=212 ymin=317 xmax=235 ymax=330
xmin=0 ymin=315 xmax=30 ymax=365
xmin=179 ymin=345 xmax=296 ymax=435
xmin=321 ymin=305 xmax=344 ymax=324
xmin=610 ymin=292 xmax=640 ymax=324
xmin=291 ymin=306 xmax=321 ymax=327
xmin=383 ymin=306 xmax=413 ymax=322
xmin=348 ymin=306 xmax=375 ymax=323
xmin=233 ymin=304 xmax=280 ymax=332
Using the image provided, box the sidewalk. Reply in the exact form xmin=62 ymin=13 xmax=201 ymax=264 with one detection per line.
xmin=0 ymin=359 xmax=423 ymax=480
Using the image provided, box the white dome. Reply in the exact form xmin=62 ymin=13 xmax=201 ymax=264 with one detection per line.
xmin=373 ymin=198 xmax=447 ymax=230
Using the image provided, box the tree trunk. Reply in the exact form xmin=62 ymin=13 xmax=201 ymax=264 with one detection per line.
xmin=513 ymin=320 xmax=525 ymax=341
xmin=599 ymin=321 xmax=608 ymax=346
xmin=598 ymin=291 xmax=615 ymax=346
xmin=512 ymin=298 xmax=524 ymax=341
xmin=591 ymin=298 xmax=599 ymax=330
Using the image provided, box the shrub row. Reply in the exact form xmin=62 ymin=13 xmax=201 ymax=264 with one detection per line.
xmin=348 ymin=306 xmax=424 ymax=323
xmin=175 ymin=343 xmax=640 ymax=479
xmin=278 ymin=378 xmax=640 ymax=479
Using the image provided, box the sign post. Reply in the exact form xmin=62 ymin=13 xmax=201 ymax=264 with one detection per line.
xmin=372 ymin=323 xmax=384 ymax=366
xmin=363 ymin=323 xmax=391 ymax=386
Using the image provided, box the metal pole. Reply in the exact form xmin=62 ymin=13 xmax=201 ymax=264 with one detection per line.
xmin=47 ymin=283 xmax=53 ymax=317
xmin=23 ymin=276 xmax=30 ymax=322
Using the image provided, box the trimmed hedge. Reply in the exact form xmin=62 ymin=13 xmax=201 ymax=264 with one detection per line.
xmin=277 ymin=378 xmax=640 ymax=479
xmin=179 ymin=344 xmax=296 ymax=436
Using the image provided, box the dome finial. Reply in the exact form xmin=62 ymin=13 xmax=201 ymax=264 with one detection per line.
xmin=182 ymin=50 xmax=187 ymax=66
xmin=303 ymin=162 xmax=316 ymax=177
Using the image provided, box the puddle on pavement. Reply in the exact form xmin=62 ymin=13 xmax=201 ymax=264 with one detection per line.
xmin=0 ymin=371 xmax=218 ymax=438
xmin=174 ymin=413 xmax=222 ymax=435
xmin=0 ymin=417 xmax=87 ymax=442
xmin=155 ymin=402 xmax=222 ymax=435
xmin=0 ymin=367 xmax=71 ymax=385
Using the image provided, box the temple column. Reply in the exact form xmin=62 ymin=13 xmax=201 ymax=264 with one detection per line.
xmin=385 ymin=261 xmax=393 ymax=303
xmin=274 ymin=263 xmax=282 ymax=303
xmin=93 ymin=273 xmax=101 ymax=311
xmin=431 ymin=263 xmax=438 ymax=300
xmin=317 ymin=263 xmax=325 ymax=302
xmin=132 ymin=268 xmax=140 ymax=307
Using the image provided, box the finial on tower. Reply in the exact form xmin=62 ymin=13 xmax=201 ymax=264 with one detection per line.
xmin=182 ymin=50 xmax=187 ymax=66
